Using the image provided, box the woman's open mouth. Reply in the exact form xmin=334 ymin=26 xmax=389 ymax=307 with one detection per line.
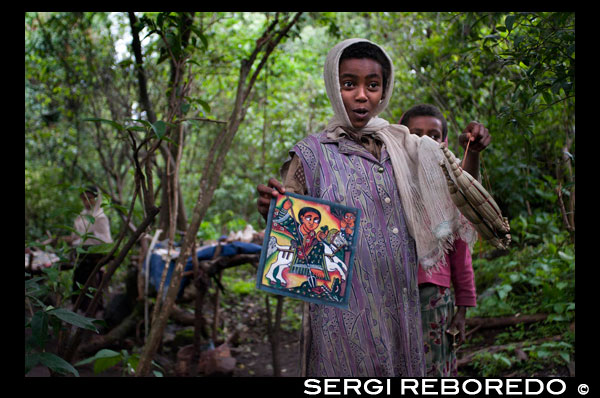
xmin=353 ymin=108 xmax=369 ymax=118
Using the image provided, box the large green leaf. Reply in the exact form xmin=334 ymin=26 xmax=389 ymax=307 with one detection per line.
xmin=47 ymin=308 xmax=100 ymax=332
xmin=93 ymin=352 xmax=123 ymax=374
xmin=25 ymin=353 xmax=41 ymax=374
xmin=152 ymin=120 xmax=167 ymax=139
xmin=30 ymin=311 xmax=49 ymax=349
xmin=505 ymin=15 xmax=516 ymax=33
xmin=75 ymin=348 xmax=122 ymax=374
xmin=75 ymin=348 xmax=119 ymax=366
xmin=38 ymin=352 xmax=80 ymax=376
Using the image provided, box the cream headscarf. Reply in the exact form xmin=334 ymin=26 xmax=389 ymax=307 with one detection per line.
xmin=72 ymin=191 xmax=113 ymax=246
xmin=324 ymin=38 xmax=476 ymax=270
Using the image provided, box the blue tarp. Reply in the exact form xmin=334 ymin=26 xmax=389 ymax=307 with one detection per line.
xmin=147 ymin=241 xmax=262 ymax=299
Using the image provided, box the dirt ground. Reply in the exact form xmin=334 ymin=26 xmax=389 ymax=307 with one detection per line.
xmin=26 ymin=285 xmax=571 ymax=378
xmin=231 ymin=329 xmax=300 ymax=377
xmin=26 ymin=286 xmax=300 ymax=378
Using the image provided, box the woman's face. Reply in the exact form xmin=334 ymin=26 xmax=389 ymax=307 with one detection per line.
xmin=81 ymin=192 xmax=97 ymax=210
xmin=339 ymin=58 xmax=384 ymax=129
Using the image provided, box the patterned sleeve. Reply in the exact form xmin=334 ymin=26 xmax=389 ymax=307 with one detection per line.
xmin=282 ymin=154 xmax=308 ymax=195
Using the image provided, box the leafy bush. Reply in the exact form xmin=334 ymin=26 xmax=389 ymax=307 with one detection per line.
xmin=75 ymin=348 xmax=164 ymax=376
xmin=196 ymin=211 xmax=251 ymax=242
xmin=463 ymin=208 xmax=574 ymax=376
xmin=471 ymin=211 xmax=574 ymax=319
xmin=25 ymin=271 xmax=104 ymax=376
xmin=472 ymin=351 xmax=513 ymax=377
xmin=230 ymin=280 xmax=255 ymax=296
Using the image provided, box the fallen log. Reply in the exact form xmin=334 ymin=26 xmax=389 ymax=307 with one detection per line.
xmin=76 ymin=302 xmax=143 ymax=358
xmin=202 ymin=253 xmax=260 ymax=276
xmin=170 ymin=304 xmax=196 ymax=326
xmin=466 ymin=313 xmax=548 ymax=329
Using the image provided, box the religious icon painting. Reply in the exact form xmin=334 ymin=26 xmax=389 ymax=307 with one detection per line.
xmin=256 ymin=192 xmax=360 ymax=308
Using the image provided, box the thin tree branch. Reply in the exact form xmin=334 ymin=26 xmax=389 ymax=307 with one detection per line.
xmin=63 ymin=205 xmax=160 ymax=362
xmin=128 ymin=12 xmax=157 ymax=124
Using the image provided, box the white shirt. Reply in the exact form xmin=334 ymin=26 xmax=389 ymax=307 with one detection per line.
xmin=72 ymin=198 xmax=113 ymax=246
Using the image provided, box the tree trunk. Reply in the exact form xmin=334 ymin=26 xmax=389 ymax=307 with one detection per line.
xmin=128 ymin=12 xmax=157 ymax=125
xmin=158 ymin=141 xmax=189 ymax=239
xmin=211 ymin=271 xmax=223 ymax=343
xmin=135 ymin=13 xmax=302 ymax=377
xmin=266 ymin=295 xmax=284 ymax=377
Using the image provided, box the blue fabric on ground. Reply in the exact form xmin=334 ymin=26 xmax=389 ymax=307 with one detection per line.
xmin=147 ymin=241 xmax=262 ymax=299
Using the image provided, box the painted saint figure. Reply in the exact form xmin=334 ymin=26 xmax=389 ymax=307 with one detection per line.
xmin=272 ymin=198 xmax=329 ymax=288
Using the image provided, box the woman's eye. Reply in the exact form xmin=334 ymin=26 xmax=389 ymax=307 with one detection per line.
xmin=428 ymin=133 xmax=441 ymax=142
xmin=368 ymin=82 xmax=380 ymax=89
xmin=342 ymin=81 xmax=353 ymax=88
xmin=314 ymin=219 xmax=320 ymax=224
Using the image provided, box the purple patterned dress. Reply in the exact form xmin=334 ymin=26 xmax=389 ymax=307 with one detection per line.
xmin=292 ymin=131 xmax=426 ymax=376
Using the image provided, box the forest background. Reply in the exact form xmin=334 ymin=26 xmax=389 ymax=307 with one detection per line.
xmin=25 ymin=11 xmax=575 ymax=378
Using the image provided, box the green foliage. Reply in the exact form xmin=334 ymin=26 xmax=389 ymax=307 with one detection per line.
xmin=525 ymin=340 xmax=573 ymax=366
xmin=26 ymin=11 xmax=574 ymax=238
xmin=74 ymin=348 xmax=164 ymax=376
xmin=25 ymin=271 xmax=103 ymax=376
xmin=75 ymin=348 xmax=164 ymax=377
xmin=230 ymin=280 xmax=255 ymax=296
xmin=464 ymin=207 xmax=574 ymax=375
xmin=369 ymin=12 xmax=574 ymax=223
xmin=26 ymin=12 xmax=574 ymax=377
xmin=196 ymin=210 xmax=249 ymax=242
xmin=471 ymin=213 xmax=574 ymax=318
xmin=472 ymin=351 xmax=513 ymax=377
xmin=468 ymin=333 xmax=574 ymax=377
xmin=221 ymin=264 xmax=260 ymax=299
xmin=282 ymin=300 xmax=304 ymax=332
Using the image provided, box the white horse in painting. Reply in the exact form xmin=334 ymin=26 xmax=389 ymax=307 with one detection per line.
xmin=265 ymin=233 xmax=349 ymax=286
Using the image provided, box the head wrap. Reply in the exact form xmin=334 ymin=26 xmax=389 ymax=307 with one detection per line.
xmin=323 ymin=38 xmax=476 ymax=270
xmin=73 ymin=190 xmax=113 ymax=246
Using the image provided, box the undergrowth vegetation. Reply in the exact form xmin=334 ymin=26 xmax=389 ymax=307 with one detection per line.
xmin=25 ymin=12 xmax=574 ymax=377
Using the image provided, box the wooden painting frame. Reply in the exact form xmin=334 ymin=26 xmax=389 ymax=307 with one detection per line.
xmin=256 ymin=192 xmax=361 ymax=308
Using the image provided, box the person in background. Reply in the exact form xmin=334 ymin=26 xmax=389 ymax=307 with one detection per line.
xmin=65 ymin=186 xmax=113 ymax=312
xmin=399 ymin=103 xmax=490 ymax=376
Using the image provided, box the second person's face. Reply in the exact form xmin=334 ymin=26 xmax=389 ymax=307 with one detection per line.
xmin=339 ymin=58 xmax=384 ymax=129
xmin=406 ymin=116 xmax=444 ymax=143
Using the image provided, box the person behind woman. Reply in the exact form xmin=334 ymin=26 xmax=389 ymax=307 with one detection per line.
xmin=257 ymin=39 xmax=477 ymax=377
xmin=67 ymin=186 xmax=113 ymax=312
xmin=399 ymin=104 xmax=490 ymax=376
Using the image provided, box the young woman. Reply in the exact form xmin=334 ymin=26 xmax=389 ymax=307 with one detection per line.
xmin=257 ymin=39 xmax=477 ymax=377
